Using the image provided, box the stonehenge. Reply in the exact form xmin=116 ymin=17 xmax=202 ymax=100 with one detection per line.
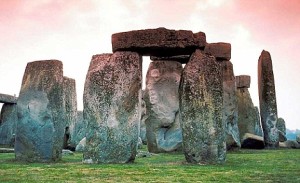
xmin=0 ymin=27 xmax=286 ymax=165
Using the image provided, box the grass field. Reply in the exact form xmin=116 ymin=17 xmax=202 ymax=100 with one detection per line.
xmin=0 ymin=148 xmax=299 ymax=182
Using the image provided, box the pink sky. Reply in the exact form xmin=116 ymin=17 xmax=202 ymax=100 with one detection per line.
xmin=0 ymin=0 xmax=299 ymax=130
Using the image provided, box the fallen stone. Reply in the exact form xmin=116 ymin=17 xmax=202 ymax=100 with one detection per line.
xmin=179 ymin=50 xmax=225 ymax=164
xmin=150 ymin=55 xmax=190 ymax=64
xmin=279 ymin=140 xmax=300 ymax=149
xmin=62 ymin=149 xmax=74 ymax=156
xmin=0 ymin=148 xmax=14 ymax=153
xmin=236 ymin=75 xmax=251 ymax=88
xmin=83 ymin=52 xmax=142 ymax=163
xmin=112 ymin=28 xmax=206 ymax=57
xmin=258 ymin=50 xmax=279 ymax=148
xmin=144 ymin=61 xmax=183 ymax=153
xmin=0 ymin=93 xmax=17 ymax=104
xmin=204 ymin=42 xmax=231 ymax=61
xmin=241 ymin=133 xmax=265 ymax=149
xmin=0 ymin=103 xmax=17 ymax=147
xmin=15 ymin=60 xmax=65 ymax=162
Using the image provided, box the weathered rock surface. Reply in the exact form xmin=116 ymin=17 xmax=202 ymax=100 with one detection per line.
xmin=0 ymin=148 xmax=14 ymax=153
xmin=241 ymin=133 xmax=265 ymax=149
xmin=112 ymin=28 xmax=206 ymax=57
xmin=0 ymin=93 xmax=17 ymax=104
xmin=296 ymin=134 xmax=300 ymax=144
xmin=279 ymin=140 xmax=300 ymax=149
xmin=63 ymin=77 xmax=77 ymax=148
xmin=179 ymin=50 xmax=225 ymax=164
xmin=140 ymin=95 xmax=147 ymax=145
xmin=71 ymin=111 xmax=85 ymax=146
xmin=277 ymin=118 xmax=286 ymax=135
xmin=220 ymin=61 xmax=240 ymax=150
xmin=15 ymin=60 xmax=65 ymax=162
xmin=258 ymin=50 xmax=279 ymax=148
xmin=144 ymin=61 xmax=183 ymax=153
xmin=75 ymin=137 xmax=86 ymax=152
xmin=150 ymin=55 xmax=190 ymax=64
xmin=83 ymin=52 xmax=142 ymax=163
xmin=237 ymin=86 xmax=260 ymax=142
xmin=278 ymin=131 xmax=287 ymax=142
xmin=204 ymin=42 xmax=231 ymax=61
xmin=236 ymin=75 xmax=251 ymax=88
xmin=0 ymin=103 xmax=17 ymax=147
xmin=254 ymin=107 xmax=264 ymax=137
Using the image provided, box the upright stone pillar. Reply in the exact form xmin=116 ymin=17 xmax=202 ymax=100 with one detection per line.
xmin=179 ymin=50 xmax=225 ymax=164
xmin=144 ymin=61 xmax=183 ymax=153
xmin=258 ymin=50 xmax=279 ymax=148
xmin=15 ymin=60 xmax=65 ymax=162
xmin=277 ymin=118 xmax=287 ymax=142
xmin=83 ymin=52 xmax=142 ymax=163
xmin=0 ymin=103 xmax=17 ymax=147
xmin=63 ymin=77 xmax=77 ymax=148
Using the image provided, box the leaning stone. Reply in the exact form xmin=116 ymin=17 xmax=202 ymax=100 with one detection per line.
xmin=15 ymin=60 xmax=65 ymax=162
xmin=0 ymin=103 xmax=17 ymax=147
xmin=276 ymin=118 xmax=286 ymax=135
xmin=150 ymin=55 xmax=190 ymax=64
xmin=236 ymin=75 xmax=251 ymax=88
xmin=0 ymin=93 xmax=17 ymax=104
xmin=220 ymin=61 xmax=240 ymax=150
xmin=144 ymin=61 xmax=183 ymax=153
xmin=204 ymin=42 xmax=231 ymax=61
xmin=75 ymin=137 xmax=86 ymax=152
xmin=83 ymin=52 xmax=142 ymax=163
xmin=179 ymin=50 xmax=225 ymax=164
xmin=241 ymin=133 xmax=265 ymax=149
xmin=63 ymin=77 xmax=78 ymax=148
xmin=279 ymin=140 xmax=300 ymax=149
xmin=112 ymin=28 xmax=206 ymax=57
xmin=258 ymin=50 xmax=279 ymax=148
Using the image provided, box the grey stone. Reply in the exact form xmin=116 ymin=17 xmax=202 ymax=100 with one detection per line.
xmin=72 ymin=111 xmax=85 ymax=146
xmin=62 ymin=149 xmax=74 ymax=156
xmin=140 ymin=95 xmax=147 ymax=145
xmin=258 ymin=50 xmax=279 ymax=148
xmin=204 ymin=42 xmax=231 ymax=61
xmin=75 ymin=137 xmax=86 ymax=152
xmin=296 ymin=134 xmax=300 ymax=144
xmin=0 ymin=148 xmax=14 ymax=153
xmin=112 ymin=28 xmax=206 ymax=57
xmin=279 ymin=140 xmax=300 ymax=149
xmin=15 ymin=60 xmax=65 ymax=162
xmin=278 ymin=130 xmax=287 ymax=142
xmin=236 ymin=75 xmax=251 ymax=88
xmin=179 ymin=50 xmax=226 ymax=164
xmin=220 ymin=61 xmax=240 ymax=150
xmin=237 ymin=87 xmax=259 ymax=142
xmin=144 ymin=61 xmax=183 ymax=153
xmin=83 ymin=52 xmax=142 ymax=163
xmin=63 ymin=77 xmax=77 ymax=148
xmin=0 ymin=103 xmax=17 ymax=147
xmin=0 ymin=93 xmax=17 ymax=104
xmin=254 ymin=107 xmax=264 ymax=137
xmin=276 ymin=118 xmax=286 ymax=135
xmin=241 ymin=133 xmax=265 ymax=149
xmin=150 ymin=55 xmax=190 ymax=64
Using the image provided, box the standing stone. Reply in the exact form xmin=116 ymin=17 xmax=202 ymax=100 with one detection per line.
xmin=258 ymin=50 xmax=279 ymax=148
xmin=140 ymin=95 xmax=147 ymax=145
xmin=277 ymin=117 xmax=287 ymax=142
xmin=220 ymin=61 xmax=240 ymax=149
xmin=15 ymin=60 xmax=65 ymax=162
xmin=144 ymin=61 xmax=183 ymax=153
xmin=63 ymin=77 xmax=77 ymax=148
xmin=254 ymin=107 xmax=264 ymax=137
xmin=236 ymin=75 xmax=259 ymax=142
xmin=72 ymin=111 xmax=85 ymax=147
xmin=83 ymin=52 xmax=142 ymax=163
xmin=179 ymin=50 xmax=225 ymax=164
xmin=0 ymin=103 xmax=17 ymax=147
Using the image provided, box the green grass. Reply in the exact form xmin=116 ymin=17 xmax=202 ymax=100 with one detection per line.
xmin=0 ymin=148 xmax=299 ymax=182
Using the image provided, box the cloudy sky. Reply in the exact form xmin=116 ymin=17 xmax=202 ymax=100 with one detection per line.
xmin=0 ymin=0 xmax=299 ymax=130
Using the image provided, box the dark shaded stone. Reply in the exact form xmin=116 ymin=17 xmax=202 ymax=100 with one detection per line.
xmin=83 ymin=52 xmax=142 ymax=163
xmin=296 ymin=134 xmax=300 ymax=144
xmin=140 ymin=94 xmax=147 ymax=145
xmin=144 ymin=61 xmax=183 ymax=153
xmin=241 ymin=133 xmax=265 ymax=149
xmin=112 ymin=28 xmax=206 ymax=57
xmin=204 ymin=42 xmax=231 ymax=61
xmin=277 ymin=118 xmax=286 ymax=135
xmin=236 ymin=75 xmax=251 ymax=88
xmin=278 ymin=130 xmax=287 ymax=142
xmin=0 ymin=93 xmax=17 ymax=104
xmin=258 ymin=50 xmax=279 ymax=148
xmin=150 ymin=55 xmax=190 ymax=64
xmin=15 ymin=60 xmax=65 ymax=162
xmin=0 ymin=103 xmax=17 ymax=147
xmin=179 ymin=50 xmax=225 ymax=164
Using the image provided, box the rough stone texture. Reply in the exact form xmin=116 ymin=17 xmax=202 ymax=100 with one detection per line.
xmin=0 ymin=93 xmax=17 ymax=104
xmin=220 ymin=61 xmax=240 ymax=150
xmin=254 ymin=107 xmax=264 ymax=137
xmin=83 ymin=52 xmax=142 ymax=163
xmin=63 ymin=77 xmax=78 ymax=147
xmin=150 ymin=55 xmax=190 ymax=64
xmin=237 ymin=87 xmax=260 ymax=142
xmin=204 ymin=42 xmax=231 ymax=61
xmin=279 ymin=140 xmax=300 ymax=149
xmin=15 ymin=60 xmax=65 ymax=162
xmin=296 ymin=134 xmax=300 ymax=144
xmin=112 ymin=28 xmax=206 ymax=57
xmin=258 ymin=50 xmax=279 ymax=148
xmin=0 ymin=103 xmax=17 ymax=147
xmin=0 ymin=148 xmax=14 ymax=153
xmin=140 ymin=95 xmax=147 ymax=145
xmin=277 ymin=118 xmax=286 ymax=135
xmin=75 ymin=137 xmax=86 ymax=152
xmin=179 ymin=50 xmax=226 ymax=164
xmin=278 ymin=130 xmax=287 ymax=142
xmin=71 ymin=111 xmax=85 ymax=146
xmin=144 ymin=61 xmax=183 ymax=153
xmin=241 ymin=133 xmax=265 ymax=149
xmin=236 ymin=75 xmax=251 ymax=88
